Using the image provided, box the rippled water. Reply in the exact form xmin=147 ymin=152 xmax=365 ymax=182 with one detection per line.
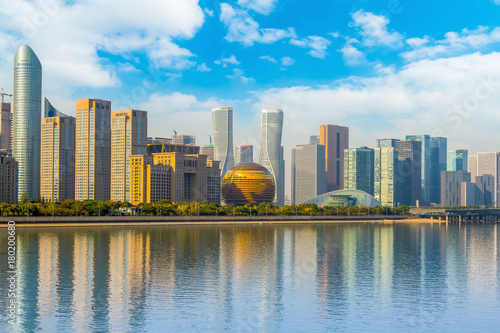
xmin=1 ymin=223 xmax=500 ymax=332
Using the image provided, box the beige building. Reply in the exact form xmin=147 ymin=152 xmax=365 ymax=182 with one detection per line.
xmin=0 ymin=102 xmax=12 ymax=151
xmin=320 ymin=124 xmax=349 ymax=192
xmin=41 ymin=116 xmax=76 ymax=202
xmin=75 ymin=99 xmax=111 ymax=201
xmin=0 ymin=151 xmax=17 ymax=203
xmin=129 ymin=144 xmax=221 ymax=205
xmin=110 ymin=110 xmax=147 ymax=202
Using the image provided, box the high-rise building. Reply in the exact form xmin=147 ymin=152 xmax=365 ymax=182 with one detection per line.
xmin=343 ymin=147 xmax=374 ymax=195
xmin=172 ymin=134 xmax=195 ymax=145
xmin=469 ymin=155 xmax=478 ymax=179
xmin=320 ymin=124 xmax=349 ymax=192
xmin=75 ymin=98 xmax=111 ymax=201
xmin=40 ymin=112 xmax=75 ymax=202
xmin=475 ymin=152 xmax=500 ymax=206
xmin=200 ymin=145 xmax=214 ymax=160
xmin=474 ymin=175 xmax=494 ymax=207
xmin=0 ymin=102 xmax=12 ymax=151
xmin=0 ymin=151 xmax=17 ymax=203
xmin=441 ymin=171 xmax=471 ymax=207
xmin=212 ymin=107 xmax=235 ymax=178
xmin=406 ymin=135 xmax=430 ymax=203
xmin=430 ymin=137 xmax=447 ymax=204
xmin=374 ymin=147 xmax=398 ymax=207
xmin=291 ymin=144 xmax=325 ymax=204
xmin=13 ymin=45 xmax=42 ymax=200
xmin=447 ymin=149 xmax=468 ymax=172
xmin=260 ymin=109 xmax=284 ymax=205
xmin=110 ymin=110 xmax=147 ymax=202
xmin=235 ymin=145 xmax=253 ymax=164
xmin=396 ymin=140 xmax=422 ymax=206
xmin=376 ymin=138 xmax=399 ymax=148
xmin=309 ymin=135 xmax=320 ymax=145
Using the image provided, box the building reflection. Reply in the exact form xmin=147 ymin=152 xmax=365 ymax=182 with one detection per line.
xmin=37 ymin=232 xmax=60 ymax=332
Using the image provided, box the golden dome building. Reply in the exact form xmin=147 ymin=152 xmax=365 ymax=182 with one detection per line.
xmin=221 ymin=162 xmax=276 ymax=205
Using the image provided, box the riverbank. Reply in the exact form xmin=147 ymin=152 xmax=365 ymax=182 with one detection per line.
xmin=0 ymin=215 xmax=442 ymax=228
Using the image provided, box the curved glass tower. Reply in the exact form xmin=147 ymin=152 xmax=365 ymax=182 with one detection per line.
xmin=13 ymin=45 xmax=42 ymax=201
xmin=212 ymin=107 xmax=235 ymax=178
xmin=260 ymin=108 xmax=284 ymax=205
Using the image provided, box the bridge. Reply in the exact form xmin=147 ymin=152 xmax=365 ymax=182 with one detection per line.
xmin=410 ymin=208 xmax=500 ymax=224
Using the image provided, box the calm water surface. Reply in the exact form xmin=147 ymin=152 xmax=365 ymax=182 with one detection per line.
xmin=1 ymin=223 xmax=500 ymax=332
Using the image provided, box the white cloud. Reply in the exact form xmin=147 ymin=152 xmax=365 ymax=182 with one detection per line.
xmin=350 ymin=9 xmax=404 ymax=48
xmin=204 ymin=8 xmax=214 ymax=17
xmin=227 ymin=68 xmax=255 ymax=83
xmin=339 ymin=38 xmax=367 ymax=65
xmin=406 ymin=36 xmax=430 ymax=48
xmin=116 ymin=62 xmax=140 ymax=73
xmin=197 ymin=63 xmax=212 ymax=72
xmin=220 ymin=3 xmax=295 ymax=46
xmin=260 ymin=55 xmax=277 ymax=63
xmin=402 ymin=26 xmax=500 ymax=61
xmin=280 ymin=56 xmax=294 ymax=69
xmin=290 ymin=36 xmax=331 ymax=58
xmin=494 ymin=0 xmax=500 ymax=5
xmin=237 ymin=0 xmax=278 ymax=15
xmin=215 ymin=55 xmax=241 ymax=67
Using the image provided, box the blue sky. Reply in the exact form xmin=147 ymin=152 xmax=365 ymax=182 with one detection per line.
xmin=1 ymin=0 xmax=500 ymax=193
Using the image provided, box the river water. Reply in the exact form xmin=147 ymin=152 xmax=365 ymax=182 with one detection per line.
xmin=1 ymin=223 xmax=499 ymax=332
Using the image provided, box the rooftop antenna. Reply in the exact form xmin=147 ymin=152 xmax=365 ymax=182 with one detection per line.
xmin=1 ymin=88 xmax=13 ymax=104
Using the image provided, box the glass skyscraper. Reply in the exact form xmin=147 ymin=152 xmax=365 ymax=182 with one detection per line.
xmin=260 ymin=109 xmax=284 ymax=205
xmin=344 ymin=147 xmax=374 ymax=195
xmin=212 ymin=107 xmax=235 ymax=178
xmin=447 ymin=149 xmax=468 ymax=172
xmin=406 ymin=135 xmax=430 ymax=203
xmin=13 ymin=45 xmax=42 ymax=200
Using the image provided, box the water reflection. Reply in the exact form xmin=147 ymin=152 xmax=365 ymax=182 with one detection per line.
xmin=1 ymin=223 xmax=500 ymax=332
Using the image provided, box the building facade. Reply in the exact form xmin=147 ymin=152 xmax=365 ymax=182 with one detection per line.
xmin=343 ymin=147 xmax=374 ymax=195
xmin=475 ymin=152 xmax=500 ymax=206
xmin=447 ymin=149 xmax=468 ymax=172
xmin=406 ymin=135 xmax=431 ymax=203
xmin=396 ymin=140 xmax=422 ymax=206
xmin=374 ymin=147 xmax=398 ymax=207
xmin=110 ymin=110 xmax=147 ymax=202
xmin=75 ymin=99 xmax=111 ymax=201
xmin=212 ymin=107 xmax=235 ymax=178
xmin=13 ymin=45 xmax=42 ymax=200
xmin=40 ymin=115 xmax=76 ymax=202
xmin=200 ymin=145 xmax=214 ymax=160
xmin=441 ymin=171 xmax=471 ymax=207
xmin=0 ymin=151 xmax=17 ymax=203
xmin=429 ymin=137 xmax=447 ymax=204
xmin=260 ymin=109 xmax=284 ymax=205
xmin=0 ymin=102 xmax=12 ymax=151
xmin=235 ymin=145 xmax=253 ymax=164
xmin=376 ymin=138 xmax=399 ymax=148
xmin=320 ymin=124 xmax=349 ymax=192
xmin=172 ymin=135 xmax=195 ymax=145
xmin=291 ymin=144 xmax=326 ymax=204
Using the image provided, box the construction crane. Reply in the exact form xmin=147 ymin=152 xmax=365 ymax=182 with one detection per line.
xmin=1 ymin=88 xmax=12 ymax=104
xmin=209 ymin=135 xmax=212 ymax=147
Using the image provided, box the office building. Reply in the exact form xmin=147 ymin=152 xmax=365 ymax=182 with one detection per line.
xmin=13 ymin=45 xmax=42 ymax=200
xmin=468 ymin=155 xmax=478 ymax=179
xmin=75 ymin=98 xmax=111 ymax=201
xmin=0 ymin=151 xmax=17 ymax=203
xmin=172 ymin=134 xmax=195 ymax=145
xmin=343 ymin=147 xmax=374 ymax=195
xmin=130 ymin=143 xmax=221 ymax=205
xmin=396 ymin=140 xmax=422 ymax=206
xmin=147 ymin=137 xmax=171 ymax=144
xmin=447 ymin=149 xmax=468 ymax=172
xmin=260 ymin=109 xmax=284 ymax=205
xmin=429 ymin=137 xmax=447 ymax=204
xmin=235 ymin=145 xmax=253 ymax=164
xmin=40 ymin=112 xmax=75 ymax=202
xmin=309 ymin=135 xmax=320 ymax=145
xmin=291 ymin=144 xmax=326 ymax=204
xmin=200 ymin=145 xmax=214 ymax=160
xmin=475 ymin=152 xmax=500 ymax=206
xmin=461 ymin=182 xmax=483 ymax=207
xmin=0 ymin=102 xmax=12 ymax=151
xmin=441 ymin=171 xmax=470 ymax=207
xmin=320 ymin=124 xmax=349 ymax=192
xmin=212 ymin=107 xmax=235 ymax=178
xmin=406 ymin=135 xmax=430 ymax=203
xmin=475 ymin=175 xmax=495 ymax=207
xmin=376 ymin=138 xmax=399 ymax=148
xmin=110 ymin=110 xmax=147 ymax=202
xmin=374 ymin=147 xmax=398 ymax=207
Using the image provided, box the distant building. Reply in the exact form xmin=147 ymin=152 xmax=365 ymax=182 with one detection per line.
xmin=110 ymin=110 xmax=148 ymax=202
xmin=473 ymin=152 xmax=500 ymax=206
xmin=374 ymin=147 xmax=398 ymax=207
xmin=430 ymin=137 xmax=447 ymax=204
xmin=441 ymin=171 xmax=470 ymax=207
xmin=235 ymin=145 xmax=253 ymax=164
xmin=309 ymin=135 xmax=320 ymax=145
xmin=75 ymin=98 xmax=111 ymax=201
xmin=291 ymin=144 xmax=326 ymax=204
xmin=320 ymin=124 xmax=349 ymax=192
xmin=200 ymin=145 xmax=214 ymax=160
xmin=0 ymin=102 xmax=11 ymax=151
xmin=260 ymin=109 xmax=284 ymax=205
xmin=468 ymin=155 xmax=478 ymax=178
xmin=0 ymin=151 xmax=17 ymax=203
xmin=474 ymin=175 xmax=495 ymax=207
xmin=343 ymin=147 xmax=374 ymax=195
xmin=447 ymin=149 xmax=468 ymax=172
xmin=376 ymin=138 xmax=399 ymax=148
xmin=396 ymin=140 xmax=421 ymax=206
xmin=40 ymin=114 xmax=75 ymax=202
xmin=406 ymin=135 xmax=431 ymax=203
xmin=461 ymin=182 xmax=483 ymax=207
xmin=212 ymin=107 xmax=235 ymax=178
xmin=147 ymin=137 xmax=172 ymax=144
xmin=172 ymin=134 xmax=195 ymax=145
